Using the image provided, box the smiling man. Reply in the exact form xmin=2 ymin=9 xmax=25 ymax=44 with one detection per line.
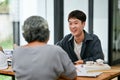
xmin=56 ymin=10 xmax=104 ymax=64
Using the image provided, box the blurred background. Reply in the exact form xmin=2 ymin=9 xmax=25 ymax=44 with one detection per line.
xmin=0 ymin=0 xmax=120 ymax=79
xmin=0 ymin=0 xmax=119 ymax=67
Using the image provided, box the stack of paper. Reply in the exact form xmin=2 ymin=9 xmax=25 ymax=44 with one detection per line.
xmin=77 ymin=71 xmax=102 ymax=77
xmin=75 ymin=64 xmax=111 ymax=77
xmin=84 ymin=64 xmax=111 ymax=71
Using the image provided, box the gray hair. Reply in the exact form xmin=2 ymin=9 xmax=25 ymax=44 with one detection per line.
xmin=22 ymin=16 xmax=49 ymax=43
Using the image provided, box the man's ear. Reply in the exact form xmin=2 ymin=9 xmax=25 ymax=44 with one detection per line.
xmin=82 ymin=22 xmax=86 ymax=29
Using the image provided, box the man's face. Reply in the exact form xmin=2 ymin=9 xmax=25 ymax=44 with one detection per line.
xmin=68 ymin=18 xmax=85 ymax=37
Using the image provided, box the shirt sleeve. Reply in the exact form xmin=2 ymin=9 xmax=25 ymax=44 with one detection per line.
xmin=57 ymin=47 xmax=77 ymax=79
xmin=83 ymin=35 xmax=104 ymax=62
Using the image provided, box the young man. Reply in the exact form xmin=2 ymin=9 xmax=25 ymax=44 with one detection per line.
xmin=56 ymin=10 xmax=104 ymax=64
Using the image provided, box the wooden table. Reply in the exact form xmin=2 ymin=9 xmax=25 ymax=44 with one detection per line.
xmin=0 ymin=66 xmax=15 ymax=80
xmin=77 ymin=64 xmax=120 ymax=80
xmin=0 ymin=65 xmax=120 ymax=80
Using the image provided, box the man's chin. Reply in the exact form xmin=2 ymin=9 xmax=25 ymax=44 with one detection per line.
xmin=72 ymin=32 xmax=77 ymax=35
xmin=71 ymin=32 xmax=76 ymax=35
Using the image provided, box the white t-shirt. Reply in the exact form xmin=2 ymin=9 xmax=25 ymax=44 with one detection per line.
xmin=74 ymin=40 xmax=82 ymax=59
xmin=0 ymin=51 xmax=8 ymax=69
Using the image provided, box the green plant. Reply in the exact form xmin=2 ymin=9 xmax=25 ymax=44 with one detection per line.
xmin=0 ymin=0 xmax=9 ymax=13
xmin=0 ymin=35 xmax=13 ymax=49
xmin=0 ymin=75 xmax=12 ymax=80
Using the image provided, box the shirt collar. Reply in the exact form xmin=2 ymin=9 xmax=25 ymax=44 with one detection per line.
xmin=83 ymin=30 xmax=93 ymax=42
xmin=68 ymin=30 xmax=93 ymax=42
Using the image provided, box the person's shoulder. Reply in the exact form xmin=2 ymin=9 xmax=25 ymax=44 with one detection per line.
xmin=13 ymin=46 xmax=26 ymax=54
xmin=48 ymin=45 xmax=63 ymax=50
xmin=14 ymin=46 xmax=23 ymax=50
xmin=88 ymin=33 xmax=101 ymax=43
xmin=85 ymin=31 xmax=99 ymax=39
xmin=64 ymin=34 xmax=72 ymax=39
xmin=61 ymin=33 xmax=73 ymax=42
xmin=90 ymin=33 xmax=99 ymax=38
xmin=56 ymin=34 xmax=72 ymax=45
xmin=84 ymin=31 xmax=100 ymax=42
xmin=48 ymin=45 xmax=67 ymax=54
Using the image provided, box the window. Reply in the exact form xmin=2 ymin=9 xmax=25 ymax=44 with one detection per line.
xmin=0 ymin=0 xmax=13 ymax=49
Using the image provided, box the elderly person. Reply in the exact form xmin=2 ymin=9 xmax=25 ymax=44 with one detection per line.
xmin=12 ymin=16 xmax=77 ymax=80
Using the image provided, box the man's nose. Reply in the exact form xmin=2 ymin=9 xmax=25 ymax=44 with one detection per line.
xmin=70 ymin=25 xmax=76 ymax=28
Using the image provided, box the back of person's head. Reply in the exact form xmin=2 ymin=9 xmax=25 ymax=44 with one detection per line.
xmin=22 ymin=16 xmax=50 ymax=43
xmin=68 ymin=10 xmax=86 ymax=22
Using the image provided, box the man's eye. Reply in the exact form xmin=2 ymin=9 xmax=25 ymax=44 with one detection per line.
xmin=75 ymin=23 xmax=78 ymax=24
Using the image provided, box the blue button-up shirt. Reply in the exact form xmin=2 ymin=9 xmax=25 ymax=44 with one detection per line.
xmin=56 ymin=30 xmax=104 ymax=63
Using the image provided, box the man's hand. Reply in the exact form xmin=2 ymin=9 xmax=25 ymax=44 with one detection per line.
xmin=74 ymin=60 xmax=84 ymax=65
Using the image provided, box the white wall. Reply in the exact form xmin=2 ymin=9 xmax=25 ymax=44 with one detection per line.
xmin=45 ymin=0 xmax=54 ymax=44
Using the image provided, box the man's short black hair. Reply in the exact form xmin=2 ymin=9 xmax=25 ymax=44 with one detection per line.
xmin=68 ymin=10 xmax=86 ymax=22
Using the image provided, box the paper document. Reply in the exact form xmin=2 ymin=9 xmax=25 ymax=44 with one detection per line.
xmin=76 ymin=64 xmax=111 ymax=71
xmin=77 ymin=71 xmax=102 ymax=77
xmin=76 ymin=65 xmax=102 ymax=77
xmin=84 ymin=64 xmax=111 ymax=71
